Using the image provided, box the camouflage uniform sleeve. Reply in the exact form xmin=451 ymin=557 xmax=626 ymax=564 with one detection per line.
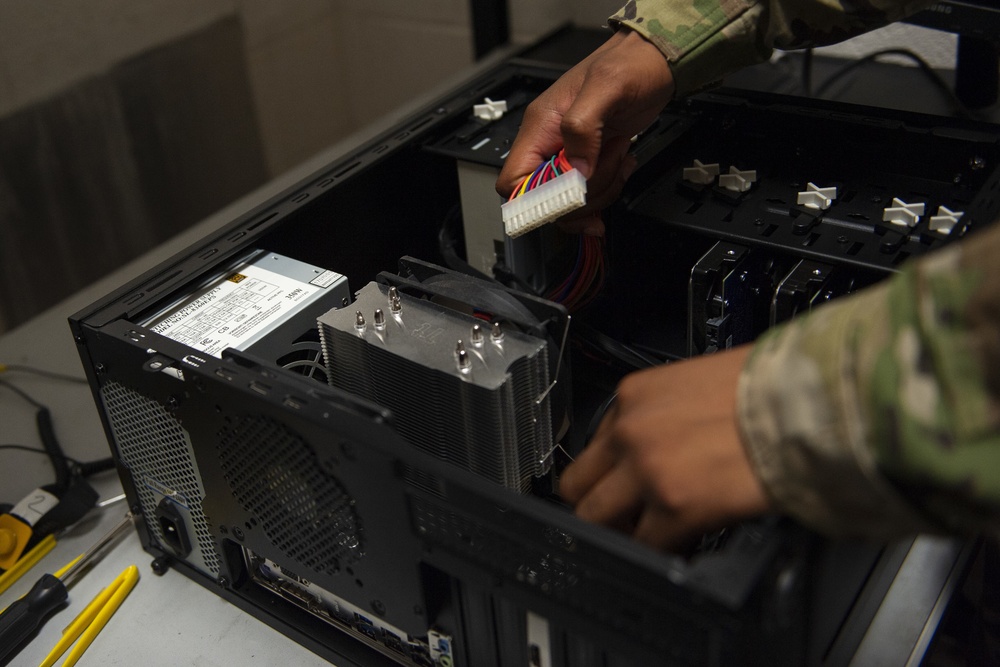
xmin=737 ymin=223 xmax=1000 ymax=539
xmin=609 ymin=0 xmax=935 ymax=96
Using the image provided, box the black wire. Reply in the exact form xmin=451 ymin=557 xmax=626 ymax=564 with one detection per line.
xmin=492 ymin=262 xmax=540 ymax=296
xmin=802 ymin=48 xmax=814 ymax=97
xmin=0 ymin=376 xmax=45 ymax=409
xmin=0 ymin=377 xmax=73 ymax=490
xmin=0 ymin=445 xmax=114 ymax=481
xmin=572 ymin=322 xmax=664 ymax=370
xmin=813 ymin=48 xmax=972 ymax=118
xmin=0 ymin=444 xmax=83 ymax=465
xmin=0 ymin=364 xmax=87 ymax=384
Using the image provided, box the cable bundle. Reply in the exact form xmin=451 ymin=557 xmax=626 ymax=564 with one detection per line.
xmin=546 ymin=235 xmax=606 ymax=312
xmin=508 ymin=148 xmax=575 ymax=201
xmin=501 ymin=149 xmax=587 ymax=238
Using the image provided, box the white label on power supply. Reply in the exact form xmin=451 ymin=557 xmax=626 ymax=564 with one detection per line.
xmin=11 ymin=488 xmax=59 ymax=526
xmin=310 ymin=270 xmax=342 ymax=288
xmin=149 ymin=264 xmax=322 ymax=357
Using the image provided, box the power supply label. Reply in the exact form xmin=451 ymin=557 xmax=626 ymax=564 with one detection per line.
xmin=148 ymin=261 xmax=334 ymax=357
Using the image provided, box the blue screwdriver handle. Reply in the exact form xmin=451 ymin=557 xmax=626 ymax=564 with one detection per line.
xmin=0 ymin=573 xmax=68 ymax=662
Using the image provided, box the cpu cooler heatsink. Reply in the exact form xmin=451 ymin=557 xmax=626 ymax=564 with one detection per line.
xmin=318 ymin=281 xmax=553 ymax=492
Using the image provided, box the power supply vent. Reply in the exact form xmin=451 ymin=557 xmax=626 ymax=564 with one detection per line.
xmin=100 ymin=380 xmax=220 ymax=576
xmin=216 ymin=415 xmax=363 ymax=573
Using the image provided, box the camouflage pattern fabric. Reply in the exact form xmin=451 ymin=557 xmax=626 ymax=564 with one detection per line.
xmin=739 ymin=223 xmax=1000 ymax=538
xmin=609 ymin=0 xmax=935 ymax=96
xmin=606 ymin=0 xmax=999 ymax=539
xmin=605 ymin=0 xmax=1000 ymax=537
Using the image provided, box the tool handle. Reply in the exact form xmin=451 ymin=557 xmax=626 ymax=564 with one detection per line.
xmin=0 ymin=573 xmax=67 ymax=662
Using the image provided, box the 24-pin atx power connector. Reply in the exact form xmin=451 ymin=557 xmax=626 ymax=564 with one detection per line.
xmin=502 ymin=149 xmax=587 ymax=238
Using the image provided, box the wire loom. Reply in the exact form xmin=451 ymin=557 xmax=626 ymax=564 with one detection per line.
xmin=501 ymin=149 xmax=604 ymax=312
xmin=502 ymin=148 xmax=588 ymax=238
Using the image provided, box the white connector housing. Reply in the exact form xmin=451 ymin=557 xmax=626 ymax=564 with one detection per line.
xmin=502 ymin=169 xmax=587 ymax=238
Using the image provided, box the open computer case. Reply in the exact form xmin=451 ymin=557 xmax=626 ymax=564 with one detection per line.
xmin=70 ymin=28 xmax=1000 ymax=667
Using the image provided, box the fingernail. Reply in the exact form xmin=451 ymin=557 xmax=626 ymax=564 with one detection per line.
xmin=568 ymin=157 xmax=591 ymax=179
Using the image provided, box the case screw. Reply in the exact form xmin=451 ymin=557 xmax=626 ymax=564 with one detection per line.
xmin=371 ymin=600 xmax=386 ymax=616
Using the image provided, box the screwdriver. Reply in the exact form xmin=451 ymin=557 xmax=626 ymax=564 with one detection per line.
xmin=0 ymin=512 xmax=134 ymax=663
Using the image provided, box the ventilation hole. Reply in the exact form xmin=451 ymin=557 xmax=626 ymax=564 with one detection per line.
xmin=101 ymin=381 xmax=220 ymax=576
xmin=721 ymin=210 xmax=734 ymax=222
xmin=408 ymin=116 xmax=434 ymax=132
xmin=847 ymin=242 xmax=864 ymax=255
xmin=275 ymin=336 xmax=327 ymax=384
xmin=685 ymin=202 xmax=702 ymax=215
xmin=143 ymin=270 xmax=183 ymax=293
xmin=803 ymin=232 xmax=821 ymax=247
xmin=894 ymin=251 xmax=911 ymax=265
xmin=761 ymin=224 xmax=779 ymax=237
xmin=292 ymin=193 xmax=309 ymax=203
xmin=217 ymin=415 xmax=363 ymax=574
xmin=847 ymin=213 xmax=870 ymax=221
xmin=334 ymin=161 xmax=361 ymax=178
xmin=247 ymin=212 xmax=279 ymax=232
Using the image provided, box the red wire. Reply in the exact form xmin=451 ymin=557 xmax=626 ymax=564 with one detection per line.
xmin=564 ymin=237 xmax=594 ymax=308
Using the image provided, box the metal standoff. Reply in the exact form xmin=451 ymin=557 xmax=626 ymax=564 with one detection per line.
xmin=456 ymin=340 xmax=471 ymax=372
xmin=470 ymin=324 xmax=484 ymax=347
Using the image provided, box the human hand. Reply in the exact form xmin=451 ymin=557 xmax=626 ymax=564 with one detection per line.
xmin=559 ymin=345 xmax=772 ymax=551
xmin=496 ymin=28 xmax=675 ymax=236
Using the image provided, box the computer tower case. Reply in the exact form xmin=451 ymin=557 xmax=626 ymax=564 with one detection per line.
xmin=70 ymin=28 xmax=1000 ymax=666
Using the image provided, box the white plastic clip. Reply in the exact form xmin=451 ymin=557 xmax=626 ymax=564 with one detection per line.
xmin=682 ymin=159 xmax=720 ymax=185
xmin=718 ymin=166 xmax=757 ymax=192
xmin=928 ymin=205 xmax=964 ymax=235
xmin=796 ymin=183 xmax=838 ymax=210
xmin=473 ymin=97 xmax=508 ymax=121
xmin=883 ymin=198 xmax=926 ymax=228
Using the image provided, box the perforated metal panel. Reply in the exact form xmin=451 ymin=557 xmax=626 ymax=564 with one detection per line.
xmin=216 ymin=415 xmax=363 ymax=575
xmin=101 ymin=380 xmax=221 ymax=576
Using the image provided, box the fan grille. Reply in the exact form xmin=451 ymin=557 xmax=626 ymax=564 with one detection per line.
xmin=216 ymin=415 xmax=363 ymax=573
xmin=101 ymin=380 xmax=220 ymax=576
